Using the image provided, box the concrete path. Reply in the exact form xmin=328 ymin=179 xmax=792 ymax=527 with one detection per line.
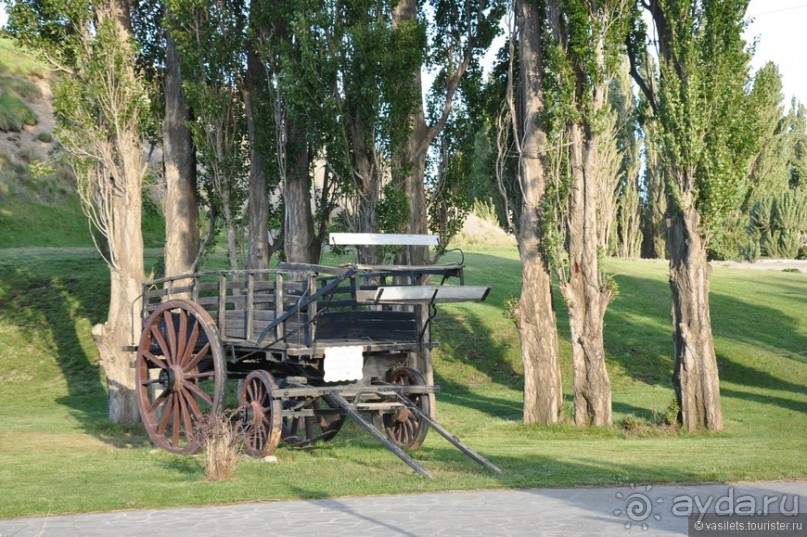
xmin=1 ymin=482 xmax=804 ymax=537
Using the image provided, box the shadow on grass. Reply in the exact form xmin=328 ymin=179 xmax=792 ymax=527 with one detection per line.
xmin=0 ymin=255 xmax=150 ymax=447
xmin=720 ymin=387 xmax=807 ymax=414
xmin=415 ymin=445 xmax=715 ymax=487
xmin=159 ymin=456 xmax=203 ymax=476
xmin=603 ymin=273 xmax=806 ymax=385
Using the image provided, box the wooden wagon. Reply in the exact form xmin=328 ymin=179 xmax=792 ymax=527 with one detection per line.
xmin=132 ymin=234 xmax=500 ymax=478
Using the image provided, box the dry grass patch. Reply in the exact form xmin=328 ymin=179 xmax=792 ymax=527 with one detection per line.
xmin=195 ymin=410 xmax=244 ymax=482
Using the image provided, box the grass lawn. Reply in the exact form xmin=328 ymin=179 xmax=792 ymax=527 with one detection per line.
xmin=0 ymin=246 xmax=805 ymax=519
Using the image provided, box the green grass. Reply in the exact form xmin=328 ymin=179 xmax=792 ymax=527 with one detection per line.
xmin=0 ymin=90 xmax=37 ymax=131
xmin=0 ymin=247 xmax=805 ymax=519
xmin=0 ymin=197 xmax=165 ymax=248
xmin=0 ymin=37 xmax=44 ymax=132
xmin=0 ymin=37 xmax=47 ymax=77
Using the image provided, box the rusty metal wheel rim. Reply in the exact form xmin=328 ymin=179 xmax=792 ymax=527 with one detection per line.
xmin=135 ymin=300 xmax=226 ymax=455
xmin=239 ymin=370 xmax=282 ymax=457
xmin=383 ymin=367 xmax=430 ymax=450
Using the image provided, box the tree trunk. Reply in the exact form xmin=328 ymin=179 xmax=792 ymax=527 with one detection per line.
xmin=514 ymin=0 xmax=562 ymax=425
xmin=244 ymin=45 xmax=270 ymax=270
xmin=392 ymin=0 xmax=430 ymax=267
xmin=347 ymin=103 xmax=380 ymax=265
xmin=90 ymin=0 xmax=145 ymax=424
xmin=667 ymin=204 xmax=723 ymax=431
xmin=219 ymin=183 xmax=239 ymax=271
xmin=561 ymin=123 xmax=613 ymax=427
xmin=283 ymin=120 xmax=318 ymax=264
xmin=515 ymin=227 xmax=563 ymax=424
xmin=163 ymin=34 xmax=200 ymax=278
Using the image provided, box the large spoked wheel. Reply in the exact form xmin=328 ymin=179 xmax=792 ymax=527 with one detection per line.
xmin=383 ymin=367 xmax=430 ymax=450
xmin=135 ymin=300 xmax=226 ymax=455
xmin=239 ymin=370 xmax=282 ymax=457
xmin=282 ymin=397 xmax=346 ymax=448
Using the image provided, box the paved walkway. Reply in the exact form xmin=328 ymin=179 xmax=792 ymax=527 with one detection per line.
xmin=1 ymin=482 xmax=804 ymax=536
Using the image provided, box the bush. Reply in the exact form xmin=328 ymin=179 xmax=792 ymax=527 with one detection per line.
xmin=0 ymin=91 xmax=37 ymax=131
xmin=0 ymin=75 xmax=41 ymax=100
xmin=749 ymin=189 xmax=807 ymax=259
xmin=194 ymin=411 xmax=244 ymax=482
xmin=35 ymin=131 xmax=53 ymax=143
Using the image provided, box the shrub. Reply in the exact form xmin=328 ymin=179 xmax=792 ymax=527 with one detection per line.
xmin=0 ymin=91 xmax=37 ymax=131
xmin=194 ymin=410 xmax=244 ymax=482
xmin=0 ymin=75 xmax=41 ymax=100
xmin=749 ymin=189 xmax=807 ymax=259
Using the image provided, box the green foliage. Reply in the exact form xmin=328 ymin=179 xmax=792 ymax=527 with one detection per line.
xmin=471 ymin=198 xmax=500 ymax=226
xmin=786 ymin=101 xmax=807 ymax=189
xmin=743 ymin=63 xmax=789 ymax=209
xmin=375 ymin=182 xmax=409 ymax=234
xmin=0 ymin=39 xmax=41 ymax=133
xmin=749 ymin=189 xmax=807 ymax=259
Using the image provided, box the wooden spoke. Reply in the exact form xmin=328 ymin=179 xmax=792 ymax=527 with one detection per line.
xmin=183 ymin=342 xmax=210 ymax=374
xmin=383 ymin=367 xmax=430 ymax=450
xmin=176 ymin=309 xmax=188 ymax=362
xmin=147 ymin=391 xmax=168 ymax=414
xmin=184 ymin=371 xmax=216 ymax=381
xmin=164 ymin=310 xmax=177 ymax=365
xmin=157 ymin=395 xmax=174 ymax=436
xmin=185 ymin=381 xmax=214 ymax=407
xmin=142 ymin=350 xmax=167 ymax=369
xmin=136 ymin=299 xmax=226 ymax=455
xmin=150 ymin=325 xmax=171 ymax=359
xmin=238 ymin=370 xmax=281 ymax=458
xmin=180 ymin=390 xmax=203 ymax=420
xmin=179 ymin=322 xmax=200 ymax=369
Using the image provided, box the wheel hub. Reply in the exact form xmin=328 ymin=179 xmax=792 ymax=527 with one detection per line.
xmin=393 ymin=407 xmax=412 ymax=423
xmin=158 ymin=366 xmax=185 ymax=392
xmin=246 ymin=401 xmax=263 ymax=426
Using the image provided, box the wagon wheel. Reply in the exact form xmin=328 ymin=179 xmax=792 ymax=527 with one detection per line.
xmin=282 ymin=397 xmax=346 ymax=447
xmin=135 ymin=300 xmax=226 ymax=455
xmin=383 ymin=367 xmax=430 ymax=450
xmin=239 ymin=370 xmax=282 ymax=457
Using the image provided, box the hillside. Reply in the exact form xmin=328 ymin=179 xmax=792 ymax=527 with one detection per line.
xmin=0 ymin=37 xmax=94 ymax=247
xmin=0 ymin=38 xmax=164 ymax=248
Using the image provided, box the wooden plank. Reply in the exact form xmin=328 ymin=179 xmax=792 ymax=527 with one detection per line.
xmin=246 ymin=272 xmax=254 ymax=340
xmin=320 ymin=310 xmax=415 ymax=321
xmin=316 ymin=311 xmax=418 ymax=341
xmin=329 ymin=232 xmax=439 ymax=246
xmin=278 ymin=262 xmax=352 ymax=277
xmin=356 ymin=285 xmax=490 ymax=304
xmin=354 ymin=263 xmax=463 ymax=272
xmin=223 ymin=318 xmax=304 ymax=341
